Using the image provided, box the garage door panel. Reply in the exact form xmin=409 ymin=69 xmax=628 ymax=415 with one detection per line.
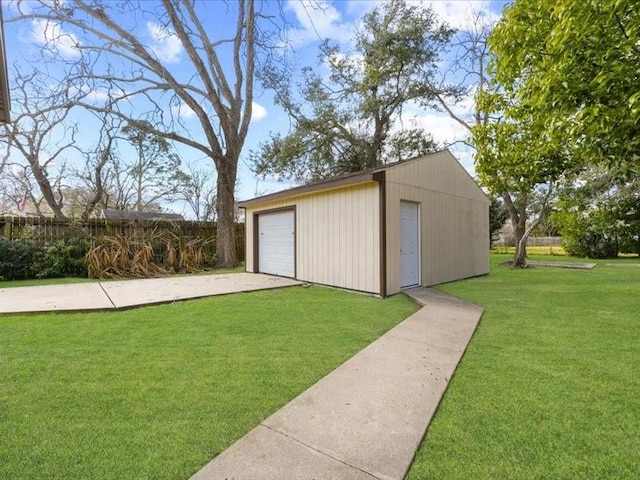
xmin=258 ymin=210 xmax=295 ymax=278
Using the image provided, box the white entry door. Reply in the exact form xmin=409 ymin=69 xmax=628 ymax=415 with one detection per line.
xmin=258 ymin=210 xmax=295 ymax=278
xmin=400 ymin=201 xmax=420 ymax=288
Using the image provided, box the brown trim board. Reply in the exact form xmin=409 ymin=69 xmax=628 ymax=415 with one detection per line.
xmin=373 ymin=171 xmax=387 ymax=298
xmin=252 ymin=205 xmax=297 ymax=279
xmin=251 ymin=210 xmax=259 ymax=273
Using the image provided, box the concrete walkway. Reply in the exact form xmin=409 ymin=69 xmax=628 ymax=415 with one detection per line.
xmin=0 ymin=273 xmax=301 ymax=314
xmin=191 ymin=287 xmax=483 ymax=480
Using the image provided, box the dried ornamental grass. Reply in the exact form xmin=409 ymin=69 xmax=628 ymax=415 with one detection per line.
xmin=86 ymin=230 xmax=213 ymax=279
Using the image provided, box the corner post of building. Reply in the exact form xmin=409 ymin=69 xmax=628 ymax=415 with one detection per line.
xmin=373 ymin=171 xmax=387 ymax=298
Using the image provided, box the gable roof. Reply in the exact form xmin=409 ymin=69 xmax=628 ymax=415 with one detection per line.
xmin=238 ymin=149 xmax=484 ymax=207
xmin=0 ymin=8 xmax=10 ymax=124
xmin=100 ymin=209 xmax=184 ymax=221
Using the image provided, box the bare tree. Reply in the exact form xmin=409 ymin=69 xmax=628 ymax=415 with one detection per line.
xmin=179 ymin=160 xmax=217 ymax=221
xmin=0 ymin=69 xmax=78 ymax=218
xmin=435 ymin=9 xmax=493 ymax=142
xmin=0 ymin=163 xmax=43 ymax=215
xmin=73 ymin=112 xmax=124 ymax=219
xmin=11 ymin=0 xmax=261 ymax=266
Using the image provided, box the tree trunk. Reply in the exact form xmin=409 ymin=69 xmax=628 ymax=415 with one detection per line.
xmin=513 ymin=222 xmax=527 ymax=267
xmin=28 ymin=157 xmax=67 ymax=219
xmin=503 ymin=187 xmax=553 ymax=268
xmin=136 ymin=171 xmax=143 ymax=212
xmin=215 ymin=160 xmax=237 ymax=268
xmin=503 ymin=193 xmax=527 ymax=268
xmin=82 ymin=149 xmax=109 ymax=220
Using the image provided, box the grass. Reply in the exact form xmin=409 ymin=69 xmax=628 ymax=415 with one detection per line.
xmin=407 ymin=254 xmax=640 ymax=479
xmin=0 ymin=263 xmax=246 ymax=289
xmin=492 ymin=245 xmax=640 ymax=258
xmin=0 ymin=286 xmax=418 ymax=480
xmin=491 ymin=245 xmax=567 ymax=256
xmin=0 ymin=277 xmax=96 ymax=288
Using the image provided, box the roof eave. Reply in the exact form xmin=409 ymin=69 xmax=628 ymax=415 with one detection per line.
xmin=238 ymin=171 xmax=376 ymax=208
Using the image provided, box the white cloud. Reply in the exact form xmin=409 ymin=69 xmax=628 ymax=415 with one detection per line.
xmin=284 ymin=0 xmax=354 ymax=47
xmin=85 ymin=89 xmax=110 ymax=103
xmin=146 ymin=22 xmax=183 ymax=64
xmin=171 ymin=102 xmax=196 ymax=120
xmin=171 ymin=101 xmax=266 ymax=122
xmin=324 ymin=50 xmax=365 ymax=75
xmin=251 ymin=102 xmax=267 ymax=122
xmin=415 ymin=113 xmax=469 ymax=146
xmin=426 ymin=1 xmax=501 ymax=31
xmin=67 ymin=84 xmax=110 ymax=103
xmin=394 ymin=108 xmax=476 ymax=176
xmin=30 ymin=19 xmax=81 ymax=59
xmin=445 ymin=88 xmax=477 ymax=121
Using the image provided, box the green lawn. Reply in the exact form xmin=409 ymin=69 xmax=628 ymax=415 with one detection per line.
xmin=407 ymin=254 xmax=640 ymax=479
xmin=0 ymin=286 xmax=418 ymax=480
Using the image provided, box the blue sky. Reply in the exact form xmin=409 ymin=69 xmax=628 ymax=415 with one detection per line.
xmin=3 ymin=0 xmax=508 ymax=216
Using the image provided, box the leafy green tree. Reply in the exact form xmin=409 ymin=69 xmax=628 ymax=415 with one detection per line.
xmin=426 ymin=6 xmax=562 ymax=267
xmin=552 ymin=168 xmax=640 ymax=257
xmin=253 ymin=0 xmax=455 ymax=183
xmin=489 ymin=0 xmax=639 ymax=167
xmin=471 ymin=0 xmax=636 ymax=266
xmin=473 ymin=90 xmax=566 ymax=266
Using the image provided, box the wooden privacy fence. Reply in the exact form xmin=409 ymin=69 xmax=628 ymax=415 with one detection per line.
xmin=0 ymin=215 xmax=246 ymax=262
xmin=526 ymin=236 xmax=563 ymax=247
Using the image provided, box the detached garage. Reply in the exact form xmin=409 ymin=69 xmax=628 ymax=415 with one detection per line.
xmin=238 ymin=149 xmax=489 ymax=297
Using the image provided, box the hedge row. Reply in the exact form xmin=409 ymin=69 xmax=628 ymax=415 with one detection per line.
xmin=0 ymin=238 xmax=90 ymax=281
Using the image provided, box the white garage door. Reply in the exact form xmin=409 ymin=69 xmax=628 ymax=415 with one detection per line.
xmin=400 ymin=201 xmax=420 ymax=288
xmin=258 ymin=210 xmax=295 ymax=278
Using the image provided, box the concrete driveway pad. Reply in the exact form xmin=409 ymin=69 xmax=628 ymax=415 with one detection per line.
xmin=192 ymin=287 xmax=483 ymax=480
xmin=0 ymin=283 xmax=113 ymax=313
xmin=101 ymin=273 xmax=301 ymax=308
xmin=0 ymin=273 xmax=301 ymax=314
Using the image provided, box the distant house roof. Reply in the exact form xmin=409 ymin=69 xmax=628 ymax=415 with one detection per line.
xmin=99 ymin=209 xmax=184 ymax=221
xmin=0 ymin=8 xmax=10 ymax=123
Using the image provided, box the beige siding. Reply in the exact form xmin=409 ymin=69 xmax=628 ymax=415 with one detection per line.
xmin=385 ymin=150 xmax=489 ymax=294
xmin=245 ymin=182 xmax=380 ymax=294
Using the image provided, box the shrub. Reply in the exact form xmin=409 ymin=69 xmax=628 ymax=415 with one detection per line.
xmin=563 ymin=232 xmax=618 ymax=259
xmin=0 ymin=239 xmax=42 ymax=280
xmin=33 ymin=237 xmax=91 ymax=279
xmin=618 ymin=234 xmax=640 ymax=255
xmin=553 ymin=208 xmax=620 ymax=259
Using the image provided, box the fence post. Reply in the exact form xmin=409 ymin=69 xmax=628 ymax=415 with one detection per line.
xmin=3 ymin=217 xmax=12 ymax=240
